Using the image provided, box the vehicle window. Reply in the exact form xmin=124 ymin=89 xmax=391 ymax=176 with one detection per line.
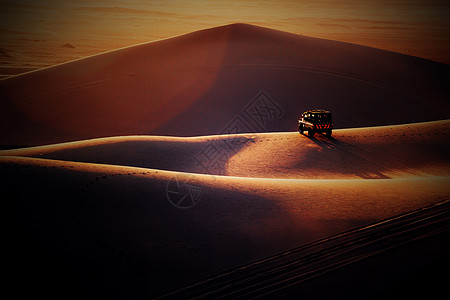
xmin=316 ymin=114 xmax=330 ymax=122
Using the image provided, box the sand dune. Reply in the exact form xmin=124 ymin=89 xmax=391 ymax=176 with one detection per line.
xmin=2 ymin=120 xmax=448 ymax=178
xmin=1 ymin=155 xmax=448 ymax=298
xmin=1 ymin=120 xmax=449 ymax=298
xmin=1 ymin=23 xmax=449 ymax=146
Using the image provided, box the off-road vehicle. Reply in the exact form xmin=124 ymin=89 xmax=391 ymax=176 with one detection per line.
xmin=298 ymin=109 xmax=333 ymax=137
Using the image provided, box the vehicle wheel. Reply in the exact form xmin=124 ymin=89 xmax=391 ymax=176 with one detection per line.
xmin=308 ymin=129 xmax=315 ymax=137
xmin=326 ymin=130 xmax=332 ymax=138
xmin=299 ymin=124 xmax=304 ymax=134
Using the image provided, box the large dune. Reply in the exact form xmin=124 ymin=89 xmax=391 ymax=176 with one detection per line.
xmin=1 ymin=23 xmax=449 ymax=146
xmin=1 ymin=120 xmax=449 ymax=298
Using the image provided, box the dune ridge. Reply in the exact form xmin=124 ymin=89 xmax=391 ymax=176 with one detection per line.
xmin=2 ymin=120 xmax=448 ymax=179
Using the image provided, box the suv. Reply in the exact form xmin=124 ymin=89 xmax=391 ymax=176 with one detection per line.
xmin=298 ymin=109 xmax=333 ymax=137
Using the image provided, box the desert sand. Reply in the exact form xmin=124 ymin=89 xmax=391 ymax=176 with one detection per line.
xmin=1 ymin=24 xmax=449 ymax=146
xmin=0 ymin=24 xmax=449 ymax=298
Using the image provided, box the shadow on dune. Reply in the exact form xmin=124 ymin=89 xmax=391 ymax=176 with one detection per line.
xmin=307 ymin=135 xmax=391 ymax=179
xmin=2 ymin=161 xmax=336 ymax=298
xmin=2 ymin=152 xmax=448 ymax=298
xmin=0 ymin=135 xmax=251 ymax=175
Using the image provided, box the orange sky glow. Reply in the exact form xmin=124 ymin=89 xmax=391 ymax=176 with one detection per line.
xmin=0 ymin=0 xmax=449 ymax=67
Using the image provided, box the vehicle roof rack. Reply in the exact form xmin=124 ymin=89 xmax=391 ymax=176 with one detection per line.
xmin=303 ymin=109 xmax=331 ymax=114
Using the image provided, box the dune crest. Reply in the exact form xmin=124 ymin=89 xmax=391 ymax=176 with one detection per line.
xmin=2 ymin=120 xmax=448 ymax=179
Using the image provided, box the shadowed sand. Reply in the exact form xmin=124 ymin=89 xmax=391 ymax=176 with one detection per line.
xmin=156 ymin=200 xmax=450 ymax=299
xmin=1 ymin=120 xmax=449 ymax=298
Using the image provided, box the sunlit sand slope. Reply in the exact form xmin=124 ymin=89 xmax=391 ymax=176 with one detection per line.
xmin=2 ymin=120 xmax=448 ymax=178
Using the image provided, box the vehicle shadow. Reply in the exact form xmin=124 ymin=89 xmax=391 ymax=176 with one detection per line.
xmin=300 ymin=132 xmax=392 ymax=179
